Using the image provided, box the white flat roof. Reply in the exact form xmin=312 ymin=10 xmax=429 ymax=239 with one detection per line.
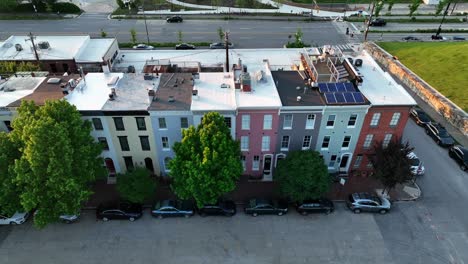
xmin=76 ymin=38 xmax=115 ymax=63
xmin=354 ymin=51 xmax=417 ymax=106
xmin=0 ymin=76 xmax=46 ymax=107
xmin=0 ymin=35 xmax=90 ymax=61
xmin=192 ymin=72 xmax=237 ymax=111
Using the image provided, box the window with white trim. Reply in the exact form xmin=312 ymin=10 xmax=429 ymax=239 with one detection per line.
xmin=261 ymin=136 xmax=270 ymax=151
xmin=241 ymin=136 xmax=249 ymax=151
xmin=354 ymin=155 xmax=363 ymax=168
xmin=161 ymin=137 xmax=170 ymax=150
xmin=322 ymin=136 xmax=331 ymax=149
xmin=302 ymin=135 xmax=311 ymax=150
xmin=305 ymin=114 xmax=315 ymax=129
xmin=281 ymin=136 xmax=290 ymax=151
xmin=370 ymin=113 xmax=381 ymax=127
xmin=382 ymin=134 xmax=393 ymax=148
xmin=158 ymin=118 xmax=167 ymax=129
xmin=252 ymin=156 xmax=260 ymax=171
xmin=389 ymin=112 xmax=401 ymax=127
xmin=263 ymin=115 xmax=272 ymax=130
xmin=328 ymin=155 xmax=337 ymax=168
xmin=240 ymin=156 xmax=246 ymax=171
xmin=326 ymin=115 xmax=336 ymax=128
xmin=363 ymin=134 xmax=374 ymax=149
xmin=164 ymin=157 xmax=172 ymax=172
xmin=241 ymin=115 xmax=250 ymax=130
xmin=283 ymin=114 xmax=293 ymax=129
xmin=180 ymin=117 xmax=189 ymax=129
xmin=348 ymin=114 xmax=357 ymax=127
xmin=342 ymin=136 xmax=351 ymax=148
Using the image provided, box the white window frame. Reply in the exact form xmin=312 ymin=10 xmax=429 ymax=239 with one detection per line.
xmin=275 ymin=154 xmax=286 ymax=167
xmin=370 ymin=113 xmax=381 ymax=127
xmin=302 ymin=135 xmax=312 ymax=150
xmin=261 ymin=136 xmax=270 ymax=151
xmin=164 ymin=157 xmax=172 ymax=172
xmin=240 ymin=136 xmax=249 ymax=151
xmin=354 ymin=155 xmax=363 ymax=168
xmin=326 ymin=115 xmax=336 ymax=128
xmin=389 ymin=112 xmax=401 ymax=127
xmin=241 ymin=115 xmax=250 ymax=130
xmin=328 ymin=155 xmax=337 ymax=168
xmin=321 ymin=136 xmax=331 ymax=149
xmin=158 ymin=117 xmax=167 ymax=129
xmin=305 ymin=114 xmax=315 ymax=129
xmin=240 ymin=156 xmax=246 ymax=171
xmin=161 ymin=137 xmax=170 ymax=150
xmin=383 ymin=134 xmax=393 ymax=148
xmin=252 ymin=156 xmax=260 ymax=171
xmin=342 ymin=135 xmax=351 ymax=149
xmin=348 ymin=114 xmax=358 ymax=127
xmin=363 ymin=134 xmax=374 ymax=149
xmin=263 ymin=115 xmax=272 ymax=130
xmin=283 ymin=114 xmax=293 ymax=130
xmin=280 ymin=136 xmax=290 ymax=151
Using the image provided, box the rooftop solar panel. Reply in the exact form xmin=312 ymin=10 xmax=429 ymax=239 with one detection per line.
xmin=335 ymin=93 xmax=345 ymax=103
xmin=352 ymin=92 xmax=365 ymax=103
xmin=318 ymin=83 xmax=328 ymax=93
xmin=327 ymin=83 xmax=338 ymax=92
xmin=344 ymin=92 xmax=355 ymax=103
xmin=345 ymin=83 xmax=356 ymax=92
xmin=336 ymin=83 xmax=347 ymax=92
xmin=325 ymin=93 xmax=336 ymax=104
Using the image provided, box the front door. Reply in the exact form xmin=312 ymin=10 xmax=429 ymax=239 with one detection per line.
xmin=339 ymin=154 xmax=350 ymax=173
xmin=144 ymin=158 xmax=154 ymax=173
xmin=263 ymin=155 xmax=272 ymax=175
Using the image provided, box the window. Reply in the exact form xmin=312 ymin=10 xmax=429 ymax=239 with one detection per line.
xmin=92 ymin=118 xmax=103 ymax=130
xmin=240 ymin=156 xmax=246 ymax=171
xmin=366 ymin=158 xmax=374 ymax=169
xmin=281 ymin=136 xmax=290 ymax=151
xmin=242 ymin=115 xmax=250 ymax=130
xmin=140 ymin=136 xmax=150 ymax=151
xmin=158 ymin=118 xmax=167 ymax=129
xmin=135 ymin=117 xmax=146 ymax=131
xmin=164 ymin=157 xmax=172 ymax=172
xmin=263 ymin=115 xmax=272 ymax=130
xmin=305 ymin=114 xmax=315 ymax=129
xmin=241 ymin=136 xmax=249 ymax=151
xmin=283 ymin=114 xmax=293 ymax=129
xmin=180 ymin=117 xmax=189 ymax=129
xmin=363 ymin=134 xmax=374 ymax=149
xmin=348 ymin=114 xmax=357 ymax=127
xmin=342 ymin=136 xmax=351 ymax=148
xmin=383 ymin=134 xmax=393 ymax=148
xmin=322 ymin=136 xmax=331 ymax=149
xmin=4 ymin=121 xmax=12 ymax=132
xmin=328 ymin=155 xmax=337 ymax=168
xmin=98 ymin=137 xmax=109 ymax=150
xmin=261 ymin=136 xmax=270 ymax=151
xmin=161 ymin=137 xmax=170 ymax=150
xmin=354 ymin=155 xmax=363 ymax=168
xmin=224 ymin=117 xmax=231 ymax=128
xmin=252 ymin=156 xmax=260 ymax=171
xmin=118 ymin=136 xmax=129 ymax=151
xmin=113 ymin=117 xmax=125 ymax=131
xmin=302 ymin=135 xmax=311 ymax=150
xmin=326 ymin=115 xmax=336 ymax=128
xmin=123 ymin=156 xmax=134 ymax=171
xmin=276 ymin=154 xmax=286 ymax=167
xmin=390 ymin=112 xmax=401 ymax=127
xmin=370 ymin=113 xmax=381 ymax=127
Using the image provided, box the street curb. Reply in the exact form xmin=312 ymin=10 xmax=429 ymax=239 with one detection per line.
xmin=396 ymin=181 xmax=422 ymax=202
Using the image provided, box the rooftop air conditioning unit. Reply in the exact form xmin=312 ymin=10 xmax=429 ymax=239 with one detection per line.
xmin=15 ymin=44 xmax=23 ymax=51
xmin=37 ymin=41 xmax=50 ymax=49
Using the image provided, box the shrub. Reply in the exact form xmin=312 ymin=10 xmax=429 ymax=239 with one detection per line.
xmin=51 ymin=3 xmax=81 ymax=14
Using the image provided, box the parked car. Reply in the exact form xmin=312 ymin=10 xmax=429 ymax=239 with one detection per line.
xmin=166 ymin=15 xmax=183 ymax=23
xmin=132 ymin=44 xmax=154 ymax=50
xmin=96 ymin=202 xmax=143 ymax=221
xmin=408 ymin=151 xmax=425 ymax=176
xmin=448 ymin=145 xmax=468 ymax=171
xmin=402 ymin=36 xmax=421 ymax=41
xmin=431 ymin=35 xmax=447 ymax=41
xmin=369 ymin=18 xmax=386 ymax=26
xmin=151 ymin=200 xmax=195 ymax=218
xmin=209 ymin=42 xmax=234 ymax=49
xmin=296 ymin=199 xmax=334 ymax=215
xmin=347 ymin=193 xmax=391 ymax=214
xmin=175 ymin=43 xmax=195 ymax=50
xmin=34 ymin=210 xmax=80 ymax=224
xmin=244 ymin=199 xmax=288 ymax=216
xmin=0 ymin=211 xmax=29 ymax=225
xmin=425 ymin=122 xmax=455 ymax=147
xmin=410 ymin=108 xmax=431 ymax=126
xmin=453 ymin=36 xmax=466 ymax=41
xmin=198 ymin=200 xmax=236 ymax=217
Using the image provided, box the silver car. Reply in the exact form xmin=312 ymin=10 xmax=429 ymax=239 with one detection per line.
xmin=347 ymin=193 xmax=391 ymax=214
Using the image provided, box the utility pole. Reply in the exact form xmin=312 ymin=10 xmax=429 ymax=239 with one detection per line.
xmin=364 ymin=1 xmax=376 ymax=42
xmin=225 ymin=31 xmax=229 ymax=73
xmin=436 ymin=2 xmax=451 ymax=37
xmin=142 ymin=4 xmax=150 ymax=44
xmin=25 ymin=32 xmax=40 ymax=63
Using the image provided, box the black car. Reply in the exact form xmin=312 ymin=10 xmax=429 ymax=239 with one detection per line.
xmin=402 ymin=36 xmax=421 ymax=41
xmin=425 ymin=122 xmax=455 ymax=147
xmin=166 ymin=16 xmax=183 ymax=23
xmin=410 ymin=108 xmax=431 ymax=126
xmin=449 ymin=145 xmax=468 ymax=171
xmin=96 ymin=202 xmax=143 ymax=221
xmin=244 ymin=199 xmax=288 ymax=216
xmin=151 ymin=200 xmax=195 ymax=218
xmin=296 ymin=199 xmax=334 ymax=215
xmin=175 ymin=43 xmax=195 ymax=50
xmin=431 ymin=35 xmax=447 ymax=40
xmin=369 ymin=18 xmax=386 ymax=26
xmin=198 ymin=200 xmax=236 ymax=217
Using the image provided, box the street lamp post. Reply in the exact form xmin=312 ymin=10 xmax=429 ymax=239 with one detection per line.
xmin=142 ymin=5 xmax=150 ymax=44
xmin=364 ymin=1 xmax=377 ymax=42
xmin=435 ymin=2 xmax=451 ymax=37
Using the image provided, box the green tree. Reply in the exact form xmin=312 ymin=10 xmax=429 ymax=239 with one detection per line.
xmin=10 ymin=100 xmax=104 ymax=228
xmin=117 ymin=167 xmax=157 ymax=204
xmin=0 ymin=0 xmax=17 ymax=12
xmin=116 ymin=0 xmax=125 ymax=9
xmin=387 ymin=0 xmax=395 ymax=12
xmin=169 ymin=112 xmax=243 ymax=208
xmin=0 ymin=133 xmax=23 ymax=215
xmin=177 ymin=30 xmax=183 ymax=43
xmin=130 ymin=28 xmax=137 ymax=44
xmin=435 ymin=0 xmax=449 ymax=16
xmin=374 ymin=1 xmax=385 ymax=17
xmin=100 ymin=28 xmax=108 ymax=38
xmin=217 ymin=27 xmax=224 ymax=42
xmin=369 ymin=139 xmax=414 ymax=195
xmin=408 ymin=0 xmax=421 ymax=17
xmin=0 ymin=61 xmax=40 ymax=74
xmin=274 ymin=150 xmax=330 ymax=203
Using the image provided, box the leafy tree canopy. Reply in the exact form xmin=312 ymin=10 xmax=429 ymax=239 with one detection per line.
xmin=117 ymin=167 xmax=157 ymax=204
xmin=274 ymin=150 xmax=330 ymax=203
xmin=0 ymin=133 xmax=23 ymax=215
xmin=169 ymin=112 xmax=242 ymax=208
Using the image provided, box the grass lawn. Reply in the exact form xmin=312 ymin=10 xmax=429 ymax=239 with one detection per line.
xmin=378 ymin=42 xmax=468 ymax=112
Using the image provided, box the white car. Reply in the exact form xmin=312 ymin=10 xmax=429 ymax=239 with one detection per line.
xmin=34 ymin=210 xmax=80 ymax=224
xmin=0 ymin=212 xmax=29 ymax=225
xmin=132 ymin=44 xmax=154 ymax=50
xmin=408 ymin=152 xmax=425 ymax=176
